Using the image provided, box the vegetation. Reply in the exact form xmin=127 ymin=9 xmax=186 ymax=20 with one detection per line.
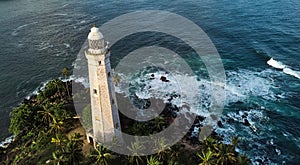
xmin=0 ymin=70 xmax=251 ymax=164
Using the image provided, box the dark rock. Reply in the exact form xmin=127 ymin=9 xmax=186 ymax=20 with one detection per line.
xmin=197 ymin=116 xmax=205 ymax=122
xmin=160 ymin=76 xmax=166 ymax=81
xmin=160 ymin=76 xmax=169 ymax=82
xmin=191 ymin=137 xmax=199 ymax=144
xmin=243 ymin=119 xmax=250 ymax=126
xmin=171 ymin=111 xmax=177 ymax=118
xmin=217 ymin=121 xmax=223 ymax=128
xmin=22 ymin=99 xmax=30 ymax=104
xmin=227 ymin=118 xmax=234 ymax=124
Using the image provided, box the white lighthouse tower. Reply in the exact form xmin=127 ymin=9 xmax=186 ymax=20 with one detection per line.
xmin=85 ymin=26 xmax=122 ymax=144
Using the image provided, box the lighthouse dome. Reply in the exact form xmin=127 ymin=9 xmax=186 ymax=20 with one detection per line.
xmin=87 ymin=26 xmax=105 ymax=54
xmin=88 ymin=27 xmax=104 ymax=40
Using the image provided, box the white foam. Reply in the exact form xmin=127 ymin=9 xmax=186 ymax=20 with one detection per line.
xmin=62 ymin=3 xmax=69 ymax=7
xmin=267 ymin=58 xmax=300 ymax=80
xmin=37 ymin=41 xmax=53 ymax=51
xmin=74 ymin=77 xmax=89 ymax=88
xmin=267 ymin=58 xmax=286 ymax=69
xmin=30 ymin=80 xmax=51 ymax=96
xmin=53 ymin=13 xmax=68 ymax=16
xmin=116 ymin=71 xmax=207 ymax=117
xmin=283 ymin=68 xmax=300 ymax=79
xmin=63 ymin=43 xmax=70 ymax=48
xmin=0 ymin=135 xmax=15 ymax=148
xmin=225 ymin=69 xmax=277 ymax=103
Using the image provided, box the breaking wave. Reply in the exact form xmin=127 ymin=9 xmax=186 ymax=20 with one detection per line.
xmin=267 ymin=58 xmax=300 ymax=80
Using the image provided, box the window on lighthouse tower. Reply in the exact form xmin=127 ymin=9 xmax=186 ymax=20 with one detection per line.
xmin=93 ymin=89 xmax=97 ymax=94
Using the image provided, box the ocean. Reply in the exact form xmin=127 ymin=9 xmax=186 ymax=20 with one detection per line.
xmin=0 ymin=0 xmax=299 ymax=164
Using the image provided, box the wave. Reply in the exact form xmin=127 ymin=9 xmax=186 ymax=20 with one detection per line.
xmin=37 ymin=41 xmax=53 ymax=51
xmin=52 ymin=13 xmax=68 ymax=16
xmin=25 ymin=80 xmax=52 ymax=100
xmin=283 ymin=68 xmax=300 ymax=79
xmin=267 ymin=58 xmax=286 ymax=69
xmin=0 ymin=135 xmax=15 ymax=148
xmin=11 ymin=22 xmax=38 ymax=36
xmin=267 ymin=58 xmax=300 ymax=80
xmin=63 ymin=43 xmax=71 ymax=48
xmin=62 ymin=3 xmax=69 ymax=7
xmin=25 ymin=77 xmax=83 ymax=100
xmin=214 ymin=108 xmax=281 ymax=164
xmin=225 ymin=69 xmax=279 ymax=102
xmin=72 ymin=66 xmax=280 ymax=110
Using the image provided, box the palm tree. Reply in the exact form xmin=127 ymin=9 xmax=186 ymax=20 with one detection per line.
xmin=169 ymin=143 xmax=181 ymax=161
xmin=154 ymin=138 xmax=171 ymax=161
xmin=51 ymin=79 xmax=64 ymax=100
xmin=49 ymin=118 xmax=64 ymax=134
xmin=51 ymin=151 xmax=66 ymax=165
xmin=147 ymin=155 xmax=162 ymax=165
xmin=197 ymin=149 xmax=214 ymax=165
xmin=231 ymin=137 xmax=239 ymax=149
xmin=89 ymin=145 xmax=112 ymax=165
xmin=151 ymin=116 xmax=165 ymax=131
xmin=51 ymin=134 xmax=66 ymax=146
xmin=112 ymin=74 xmax=121 ymax=86
xmin=38 ymin=109 xmax=54 ymax=125
xmin=236 ymin=154 xmax=251 ymax=165
xmin=61 ymin=67 xmax=70 ymax=80
xmin=202 ymin=137 xmax=217 ymax=151
xmin=214 ymin=143 xmax=236 ymax=165
xmin=61 ymin=67 xmax=71 ymax=98
xmin=63 ymin=133 xmax=84 ymax=165
xmin=127 ymin=139 xmax=145 ymax=165
xmin=131 ymin=122 xmax=147 ymax=135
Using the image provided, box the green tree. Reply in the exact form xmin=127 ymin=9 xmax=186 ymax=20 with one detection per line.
xmin=231 ymin=137 xmax=239 ymax=149
xmin=112 ymin=74 xmax=121 ymax=86
xmin=50 ymin=133 xmax=84 ymax=165
xmin=151 ymin=116 xmax=165 ymax=131
xmin=50 ymin=150 xmax=67 ymax=165
xmin=88 ymin=145 xmax=113 ymax=165
xmin=147 ymin=155 xmax=162 ymax=165
xmin=61 ymin=67 xmax=70 ymax=80
xmin=127 ymin=139 xmax=145 ymax=165
xmin=9 ymin=104 xmax=38 ymax=135
xmin=214 ymin=143 xmax=236 ymax=165
xmin=63 ymin=133 xmax=84 ymax=164
xmin=154 ymin=138 xmax=171 ymax=161
xmin=236 ymin=154 xmax=251 ymax=165
xmin=197 ymin=150 xmax=214 ymax=165
xmin=49 ymin=119 xmax=64 ymax=134
xmin=61 ymin=67 xmax=71 ymax=98
xmin=203 ymin=137 xmax=217 ymax=149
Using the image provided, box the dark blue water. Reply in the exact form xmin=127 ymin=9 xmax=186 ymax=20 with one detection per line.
xmin=0 ymin=0 xmax=299 ymax=164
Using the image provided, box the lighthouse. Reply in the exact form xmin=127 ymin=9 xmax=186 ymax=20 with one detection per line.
xmin=85 ymin=26 xmax=122 ymax=144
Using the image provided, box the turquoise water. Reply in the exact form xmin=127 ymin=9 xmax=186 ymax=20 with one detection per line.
xmin=0 ymin=0 xmax=299 ymax=163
